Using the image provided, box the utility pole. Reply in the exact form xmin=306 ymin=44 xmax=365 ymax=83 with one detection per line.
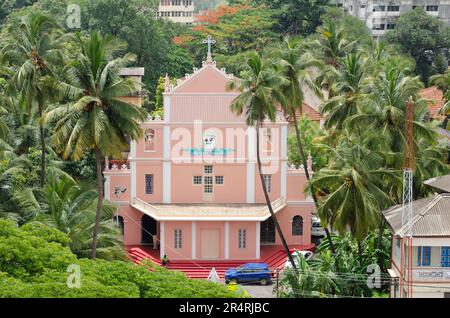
xmin=402 ymin=98 xmax=414 ymax=298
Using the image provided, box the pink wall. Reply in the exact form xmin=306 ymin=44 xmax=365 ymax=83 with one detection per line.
xmin=118 ymin=206 xmax=144 ymax=245
xmin=254 ymin=168 xmax=281 ymax=203
xmin=229 ymin=221 xmax=257 ymax=260
xmin=171 ymin=66 xmax=232 ymax=94
xmin=108 ymin=174 xmax=130 ymax=202
xmin=171 ymin=163 xmax=247 ymax=203
xmin=275 ymin=206 xmax=313 ymax=246
xmin=135 ymin=162 xmax=163 ymax=203
xmin=286 ymin=173 xmax=309 ymax=201
xmin=164 ymin=221 xmax=192 ymax=260
xmin=135 ymin=125 xmax=164 ymax=158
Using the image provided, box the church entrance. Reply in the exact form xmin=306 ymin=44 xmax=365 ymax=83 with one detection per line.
xmin=260 ymin=218 xmax=276 ymax=244
xmin=141 ymin=214 xmax=157 ymax=245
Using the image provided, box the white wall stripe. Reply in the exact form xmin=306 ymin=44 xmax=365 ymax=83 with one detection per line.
xmin=225 ymin=222 xmax=230 ymax=259
xmin=160 ymin=221 xmax=165 ymax=259
xmin=192 ymin=222 xmax=197 ymax=259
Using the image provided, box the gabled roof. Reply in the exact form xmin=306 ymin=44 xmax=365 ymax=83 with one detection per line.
xmin=420 ymin=86 xmax=445 ymax=120
xmin=166 ymin=61 xmax=236 ymax=94
xmin=383 ymin=194 xmax=450 ymax=237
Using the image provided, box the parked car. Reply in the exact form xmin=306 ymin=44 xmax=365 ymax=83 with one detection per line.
xmin=225 ymin=263 xmax=272 ymax=285
xmin=283 ymin=250 xmax=313 ymax=270
xmin=311 ymin=215 xmax=326 ymax=237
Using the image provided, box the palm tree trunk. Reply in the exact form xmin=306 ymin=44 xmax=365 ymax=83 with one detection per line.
xmin=91 ymin=146 xmax=104 ymax=259
xmin=256 ymin=121 xmax=298 ymax=272
xmin=291 ymin=111 xmax=336 ymax=254
xmin=38 ymin=104 xmax=45 ymax=188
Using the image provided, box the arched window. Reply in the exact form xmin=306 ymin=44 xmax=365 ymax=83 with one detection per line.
xmin=113 ymin=215 xmax=124 ymax=235
xmin=144 ymin=129 xmax=155 ymax=151
xmin=292 ymin=215 xmax=303 ymax=236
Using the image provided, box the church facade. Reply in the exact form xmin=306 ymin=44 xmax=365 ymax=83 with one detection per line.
xmin=105 ymin=49 xmax=315 ymax=261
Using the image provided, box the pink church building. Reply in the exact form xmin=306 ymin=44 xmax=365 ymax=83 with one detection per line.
xmin=105 ymin=48 xmax=315 ymax=261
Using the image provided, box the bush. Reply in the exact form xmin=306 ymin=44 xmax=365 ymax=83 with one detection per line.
xmin=0 ymin=219 xmax=242 ymax=298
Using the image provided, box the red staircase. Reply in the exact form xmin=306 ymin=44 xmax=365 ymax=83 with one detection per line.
xmin=127 ymin=245 xmax=314 ymax=279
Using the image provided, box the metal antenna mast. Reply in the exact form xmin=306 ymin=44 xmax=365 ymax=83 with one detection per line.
xmin=402 ymin=97 xmax=414 ymax=298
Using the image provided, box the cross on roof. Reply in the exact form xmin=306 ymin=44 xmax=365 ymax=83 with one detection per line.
xmin=202 ymin=35 xmax=216 ymax=55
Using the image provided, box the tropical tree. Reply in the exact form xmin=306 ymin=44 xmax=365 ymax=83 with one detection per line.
xmin=320 ymin=52 xmax=370 ymax=131
xmin=46 ymin=31 xmax=146 ymax=259
xmin=309 ymin=132 xmax=399 ymax=251
xmin=13 ymin=171 xmax=125 ymax=260
xmin=273 ymin=36 xmax=337 ymax=252
xmin=227 ymin=50 xmax=298 ymax=271
xmin=1 ymin=13 xmax=64 ymax=188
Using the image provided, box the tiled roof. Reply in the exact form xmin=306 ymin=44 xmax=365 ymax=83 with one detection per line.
xmin=382 ymin=194 xmax=450 ymax=237
xmin=277 ymin=103 xmax=324 ymax=123
xmin=420 ymin=86 xmax=445 ymax=119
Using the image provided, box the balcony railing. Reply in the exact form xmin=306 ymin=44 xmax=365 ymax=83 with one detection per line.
xmin=106 ymin=160 xmax=130 ymax=171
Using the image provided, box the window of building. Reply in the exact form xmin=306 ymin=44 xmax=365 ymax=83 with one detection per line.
xmin=441 ymin=247 xmax=450 ymax=267
xmin=387 ymin=5 xmax=399 ymax=12
xmin=238 ymin=229 xmax=247 ymax=249
xmin=263 ymin=175 xmax=272 ymax=193
xmin=144 ymin=128 xmax=155 ymax=151
xmin=417 ymin=246 xmax=431 ymax=266
xmin=174 ymin=229 xmax=182 ymax=249
xmin=193 ymin=176 xmax=202 ymax=185
xmin=373 ymin=5 xmax=385 ymax=12
xmin=386 ymin=23 xmax=396 ymax=30
xmin=145 ymin=174 xmax=154 ymax=194
xmin=426 ymin=5 xmax=439 ymax=12
xmin=292 ymin=215 xmax=303 ymax=236
xmin=204 ymin=165 xmax=213 ymax=174
xmin=204 ymin=176 xmax=213 ymax=193
xmin=113 ymin=216 xmax=124 ymax=235
xmin=215 ymin=176 xmax=224 ymax=185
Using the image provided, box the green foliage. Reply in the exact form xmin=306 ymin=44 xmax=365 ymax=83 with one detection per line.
xmin=0 ymin=219 xmax=242 ymax=298
xmin=280 ymin=230 xmax=391 ymax=298
xmin=253 ymin=0 xmax=331 ymax=36
xmin=288 ymin=117 xmax=326 ymax=169
xmin=385 ymin=7 xmax=450 ymax=83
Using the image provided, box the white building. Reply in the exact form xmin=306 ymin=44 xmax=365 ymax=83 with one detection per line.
xmin=334 ymin=1 xmax=450 ymax=36
xmin=383 ymin=174 xmax=450 ymax=298
xmin=157 ymin=0 xmax=195 ymax=24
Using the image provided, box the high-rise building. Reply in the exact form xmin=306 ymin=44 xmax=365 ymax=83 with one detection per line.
xmin=157 ymin=0 xmax=195 ymax=25
xmin=334 ymin=1 xmax=450 ymax=36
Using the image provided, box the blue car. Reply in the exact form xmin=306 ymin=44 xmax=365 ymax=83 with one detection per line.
xmin=225 ymin=263 xmax=272 ymax=285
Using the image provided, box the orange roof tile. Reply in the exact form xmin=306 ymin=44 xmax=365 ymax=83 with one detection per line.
xmin=276 ymin=103 xmax=323 ymax=123
xmin=420 ymin=86 xmax=445 ymax=119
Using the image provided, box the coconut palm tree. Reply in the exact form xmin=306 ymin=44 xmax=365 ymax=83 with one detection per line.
xmin=320 ymin=52 xmax=370 ymax=131
xmin=45 ymin=31 xmax=146 ymax=259
xmin=273 ymin=37 xmax=336 ymax=253
xmin=227 ymin=50 xmax=298 ymax=271
xmin=13 ymin=170 xmax=125 ymax=260
xmin=310 ymin=132 xmax=399 ymax=250
xmin=1 ymin=13 xmax=64 ymax=188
